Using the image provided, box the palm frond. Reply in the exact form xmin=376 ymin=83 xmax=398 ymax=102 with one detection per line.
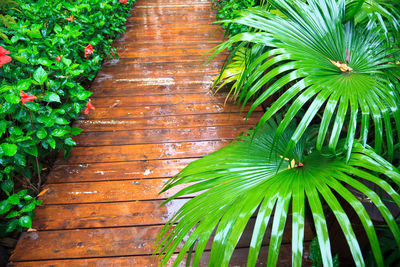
xmin=156 ymin=120 xmax=400 ymax=267
xmin=346 ymin=0 xmax=400 ymax=46
xmin=209 ymin=0 xmax=400 ymax=160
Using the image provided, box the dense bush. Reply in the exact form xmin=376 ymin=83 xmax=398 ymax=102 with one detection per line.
xmin=212 ymin=0 xmax=258 ymax=36
xmin=0 ymin=0 xmax=135 ymax=235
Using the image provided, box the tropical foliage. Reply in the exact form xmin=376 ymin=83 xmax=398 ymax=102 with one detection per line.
xmin=0 ymin=0 xmax=135 ymax=235
xmin=212 ymin=0 xmax=259 ymax=36
xmin=157 ymin=0 xmax=400 ymax=266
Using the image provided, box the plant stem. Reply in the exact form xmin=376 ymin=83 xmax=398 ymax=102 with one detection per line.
xmin=28 ymin=110 xmax=42 ymax=189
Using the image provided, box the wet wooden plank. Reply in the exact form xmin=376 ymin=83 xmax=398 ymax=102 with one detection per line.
xmin=9 ymin=243 xmax=312 ymax=267
xmin=9 ymin=244 xmax=306 ymax=267
xmin=98 ymin=60 xmax=223 ymax=76
xmin=47 ymin=158 xmax=196 ymax=183
xmin=122 ymin=24 xmax=221 ymax=36
xmin=130 ymin=6 xmax=215 ymax=18
xmin=32 ymin=199 xmax=188 ymax=230
xmin=79 ymin=103 xmax=256 ymax=120
xmin=90 ymin=93 xmax=228 ymax=107
xmin=117 ymin=46 xmax=220 ymax=58
xmin=90 ymin=82 xmax=218 ymax=95
xmin=74 ymin=126 xmax=248 ymax=146
xmin=95 ymin=63 xmax=221 ymax=78
xmin=40 ymin=178 xmax=186 ymax=204
xmin=10 ymin=218 xmax=312 ymax=261
xmin=125 ymin=20 xmax=218 ymax=28
xmin=56 ymin=140 xmax=229 ymax=164
xmin=90 ymin=74 xmax=217 ymax=89
xmin=128 ymin=15 xmax=217 ymax=26
xmin=74 ymin=113 xmax=262 ymax=132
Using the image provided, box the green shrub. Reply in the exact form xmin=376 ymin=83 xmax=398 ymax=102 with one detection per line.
xmin=0 ymin=0 xmax=135 ymax=235
xmin=212 ymin=0 xmax=258 ymax=36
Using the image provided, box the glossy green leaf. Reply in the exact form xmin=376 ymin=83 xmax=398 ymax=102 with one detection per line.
xmin=18 ymin=216 xmax=32 ymax=228
xmin=43 ymin=92 xmax=60 ymax=103
xmin=36 ymin=128 xmax=47 ymax=139
xmin=33 ymin=66 xmax=48 ymax=85
xmin=1 ymin=143 xmax=17 ymax=156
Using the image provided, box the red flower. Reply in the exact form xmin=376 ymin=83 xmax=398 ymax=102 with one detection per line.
xmin=84 ymin=43 xmax=93 ymax=58
xmin=65 ymin=15 xmax=74 ymax=22
xmin=84 ymin=100 xmax=95 ymax=114
xmin=0 ymin=46 xmax=11 ymax=67
xmin=120 ymin=0 xmax=128 ymax=3
xmin=56 ymin=55 xmax=63 ymax=62
xmin=20 ymin=91 xmax=37 ymax=105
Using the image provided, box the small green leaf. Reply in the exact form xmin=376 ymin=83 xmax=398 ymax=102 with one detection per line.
xmin=24 ymin=146 xmax=38 ymax=157
xmin=0 ymin=84 xmax=13 ymax=93
xmin=13 ymin=55 xmax=29 ymax=64
xmin=6 ymin=211 xmax=20 ymax=219
xmin=43 ymin=92 xmax=60 ymax=103
xmin=71 ymin=127 xmax=82 ymax=135
xmin=76 ymin=90 xmax=92 ymax=100
xmin=6 ymin=219 xmax=18 ymax=232
xmin=21 ymin=202 xmax=36 ymax=213
xmin=38 ymin=57 xmax=52 ymax=66
xmin=1 ymin=143 xmax=17 ymax=156
xmin=51 ymin=128 xmax=68 ymax=137
xmin=16 ymin=189 xmax=28 ymax=197
xmin=0 ymin=200 xmax=11 ymax=215
xmin=17 ymin=79 xmax=32 ymax=91
xmin=37 ymin=115 xmax=54 ymax=127
xmin=11 ymin=35 xmax=19 ymax=43
xmin=1 ymin=180 xmax=14 ymax=195
xmin=24 ymin=101 xmax=39 ymax=111
xmin=18 ymin=216 xmax=32 ymax=228
xmin=13 ymin=153 xmax=26 ymax=166
xmin=33 ymin=66 xmax=48 ymax=85
xmin=36 ymin=128 xmax=47 ymax=139
xmin=64 ymin=137 xmax=76 ymax=146
xmin=0 ymin=120 xmax=8 ymax=137
xmin=61 ymin=57 xmax=72 ymax=66
xmin=54 ymin=24 xmax=62 ymax=34
xmin=47 ymin=138 xmax=56 ymax=149
xmin=27 ymin=29 xmax=42 ymax=39
xmin=23 ymin=195 xmax=33 ymax=201
xmin=9 ymin=126 xmax=23 ymax=136
xmin=4 ymin=94 xmax=20 ymax=104
xmin=7 ymin=194 xmax=19 ymax=205
xmin=55 ymin=117 xmax=69 ymax=125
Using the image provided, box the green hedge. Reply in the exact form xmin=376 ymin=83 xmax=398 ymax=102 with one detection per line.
xmin=0 ymin=0 xmax=135 ymax=235
xmin=212 ymin=0 xmax=258 ymax=36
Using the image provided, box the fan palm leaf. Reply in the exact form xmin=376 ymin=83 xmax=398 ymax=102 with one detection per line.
xmin=345 ymin=0 xmax=400 ymax=46
xmin=212 ymin=47 xmax=248 ymax=101
xmin=155 ymin=120 xmax=400 ymax=267
xmin=208 ymin=0 xmax=400 ymax=160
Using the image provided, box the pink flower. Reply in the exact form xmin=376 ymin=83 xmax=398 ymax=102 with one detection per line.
xmin=20 ymin=91 xmax=37 ymax=105
xmin=120 ymin=0 xmax=128 ymax=4
xmin=84 ymin=43 xmax=93 ymax=58
xmin=84 ymin=100 xmax=95 ymax=114
xmin=65 ymin=15 xmax=74 ymax=22
xmin=0 ymin=46 xmax=11 ymax=67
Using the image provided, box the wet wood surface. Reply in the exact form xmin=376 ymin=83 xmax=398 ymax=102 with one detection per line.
xmin=10 ymin=0 xmax=311 ymax=265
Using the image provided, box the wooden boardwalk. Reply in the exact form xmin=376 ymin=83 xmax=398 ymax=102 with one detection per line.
xmin=8 ymin=0 xmax=277 ymax=266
